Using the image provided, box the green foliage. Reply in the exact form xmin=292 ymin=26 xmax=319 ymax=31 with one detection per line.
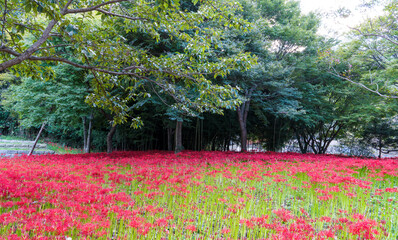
xmin=2 ymin=64 xmax=90 ymax=128
xmin=0 ymin=73 xmax=19 ymax=87
xmin=0 ymin=106 xmax=18 ymax=135
xmin=287 ymin=39 xmax=382 ymax=154
xmin=326 ymin=1 xmax=398 ymax=98
xmin=215 ymin=0 xmax=323 ymax=151
xmin=0 ymin=0 xmax=257 ymax=125
xmin=1 ymin=0 xmax=397 ymax=155
xmin=360 ymin=118 xmax=398 ymax=158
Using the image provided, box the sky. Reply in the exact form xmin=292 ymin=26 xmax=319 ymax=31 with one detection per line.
xmin=299 ymin=0 xmax=385 ymax=38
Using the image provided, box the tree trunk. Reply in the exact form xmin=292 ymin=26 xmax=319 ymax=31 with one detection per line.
xmin=292 ymin=125 xmax=312 ymax=154
xmin=309 ymin=136 xmax=319 ymax=154
xmin=28 ymin=122 xmax=46 ymax=156
xmin=240 ymin=125 xmax=247 ymax=151
xmin=107 ymin=125 xmax=116 ymax=154
xmin=378 ymin=136 xmax=382 ymax=158
xmin=88 ymin=114 xmax=93 ymax=152
xmin=83 ymin=117 xmax=87 ymax=151
xmin=175 ymin=120 xmax=184 ymax=153
xmin=294 ymin=132 xmax=307 ymax=154
xmin=237 ymin=101 xmax=250 ymax=152
xmin=84 ymin=113 xmax=93 ymax=153
xmin=82 ymin=113 xmax=93 ymax=153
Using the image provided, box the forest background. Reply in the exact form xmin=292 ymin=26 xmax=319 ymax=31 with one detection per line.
xmin=0 ymin=0 xmax=397 ymax=158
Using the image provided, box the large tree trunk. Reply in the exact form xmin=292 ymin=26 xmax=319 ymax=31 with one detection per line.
xmin=28 ymin=122 xmax=46 ymax=156
xmin=107 ymin=125 xmax=116 ymax=154
xmin=239 ymin=121 xmax=247 ymax=151
xmin=175 ymin=120 xmax=184 ymax=153
xmin=237 ymin=101 xmax=250 ymax=152
xmin=236 ymin=87 xmax=255 ymax=152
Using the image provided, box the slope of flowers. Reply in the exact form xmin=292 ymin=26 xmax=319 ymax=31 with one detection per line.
xmin=0 ymin=151 xmax=397 ymax=239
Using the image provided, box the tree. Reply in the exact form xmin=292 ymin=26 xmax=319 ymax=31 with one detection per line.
xmin=0 ymin=0 xmax=256 ymax=125
xmin=326 ymin=0 xmax=398 ymax=99
xmin=116 ymin=9 xmax=258 ymax=152
xmin=350 ymin=96 xmax=398 ymax=158
xmin=360 ymin=118 xmax=398 ymax=158
xmin=2 ymin=63 xmax=94 ymax=151
xmin=217 ymin=0 xmax=320 ymax=151
xmin=288 ymin=37 xmax=376 ymax=155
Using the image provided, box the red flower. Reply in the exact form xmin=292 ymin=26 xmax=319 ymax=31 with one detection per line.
xmin=186 ymin=225 xmax=196 ymax=232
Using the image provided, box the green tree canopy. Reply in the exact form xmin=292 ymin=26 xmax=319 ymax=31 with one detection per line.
xmin=2 ymin=64 xmax=90 ymax=128
xmin=0 ymin=0 xmax=256 ymax=124
xmin=325 ymin=1 xmax=398 ymax=99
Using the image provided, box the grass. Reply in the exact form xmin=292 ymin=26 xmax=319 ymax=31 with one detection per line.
xmin=46 ymin=142 xmax=83 ymax=154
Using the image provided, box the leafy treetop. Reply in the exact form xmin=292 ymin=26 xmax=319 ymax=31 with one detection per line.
xmin=0 ymin=0 xmax=257 ymax=125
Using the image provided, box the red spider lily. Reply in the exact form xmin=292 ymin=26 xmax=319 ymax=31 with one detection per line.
xmin=0 ymin=151 xmax=396 ymax=239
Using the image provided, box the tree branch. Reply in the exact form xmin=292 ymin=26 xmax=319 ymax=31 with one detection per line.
xmin=65 ymin=0 xmax=128 ymax=14
xmin=83 ymin=54 xmax=107 ymax=96
xmin=0 ymin=19 xmax=59 ymax=71
xmin=1 ymin=45 xmax=204 ymax=107
xmin=1 ymin=45 xmax=219 ymax=86
xmin=0 ymin=0 xmax=132 ymax=71
xmin=96 ymin=8 xmax=149 ymax=21
xmin=329 ymin=70 xmax=398 ymax=99
xmin=352 ymin=27 xmax=398 ymax=46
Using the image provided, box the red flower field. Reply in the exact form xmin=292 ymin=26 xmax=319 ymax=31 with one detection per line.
xmin=0 ymin=151 xmax=397 ymax=239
